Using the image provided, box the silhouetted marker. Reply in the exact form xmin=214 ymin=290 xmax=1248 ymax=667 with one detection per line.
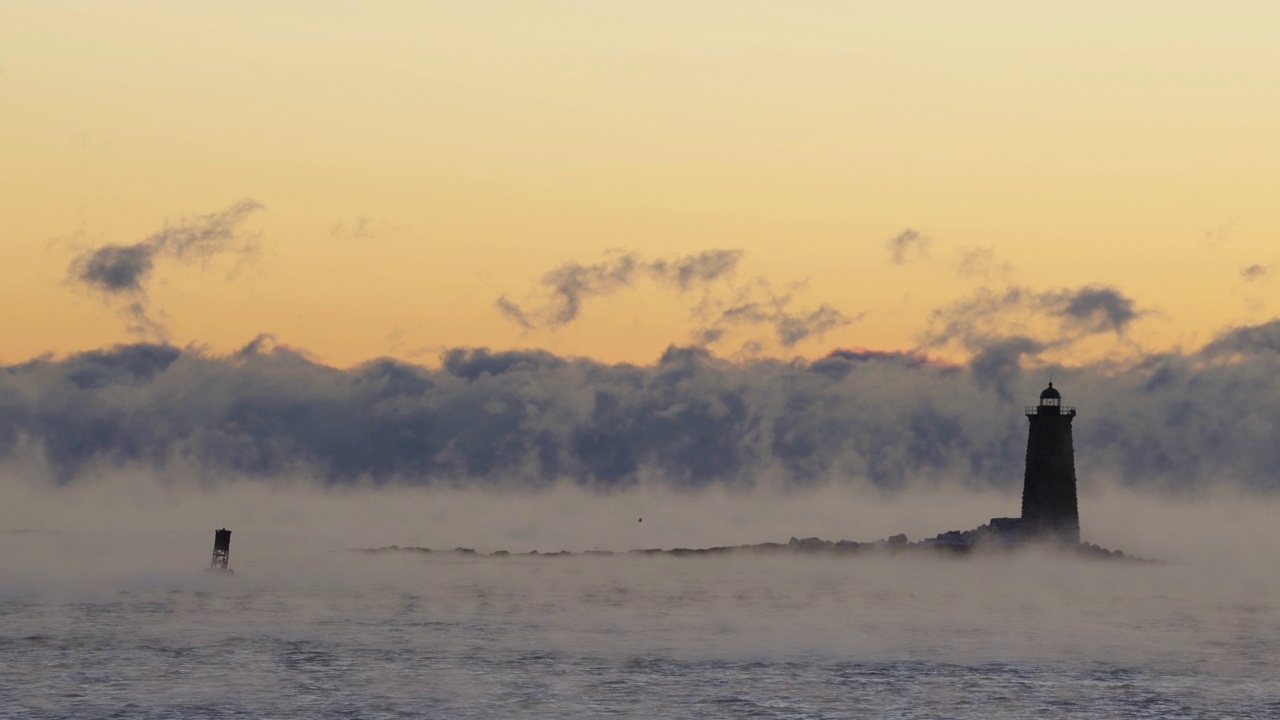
xmin=209 ymin=528 xmax=233 ymax=573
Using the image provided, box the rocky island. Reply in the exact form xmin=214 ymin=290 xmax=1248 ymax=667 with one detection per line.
xmin=360 ymin=384 xmax=1145 ymax=562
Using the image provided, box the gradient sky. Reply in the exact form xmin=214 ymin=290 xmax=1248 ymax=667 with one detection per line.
xmin=4 ymin=1 xmax=1279 ymax=367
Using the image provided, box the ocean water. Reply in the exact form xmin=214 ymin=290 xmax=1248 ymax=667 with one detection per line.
xmin=3 ymin=551 xmax=1279 ymax=719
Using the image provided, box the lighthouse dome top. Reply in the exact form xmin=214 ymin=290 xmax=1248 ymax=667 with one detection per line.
xmin=1027 ymin=382 xmax=1074 ymax=416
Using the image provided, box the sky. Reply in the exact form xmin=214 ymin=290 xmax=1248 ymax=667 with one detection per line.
xmin=4 ymin=3 xmax=1280 ymax=498
xmin=3 ymin=1 xmax=1279 ymax=368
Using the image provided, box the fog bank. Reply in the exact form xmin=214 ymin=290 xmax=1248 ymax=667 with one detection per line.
xmin=5 ymin=321 xmax=1280 ymax=493
xmin=4 ymin=468 xmax=1280 ymax=594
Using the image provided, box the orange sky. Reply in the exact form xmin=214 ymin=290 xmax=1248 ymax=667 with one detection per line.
xmin=3 ymin=2 xmax=1278 ymax=367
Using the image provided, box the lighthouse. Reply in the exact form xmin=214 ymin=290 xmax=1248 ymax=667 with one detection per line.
xmin=1020 ymin=383 xmax=1080 ymax=544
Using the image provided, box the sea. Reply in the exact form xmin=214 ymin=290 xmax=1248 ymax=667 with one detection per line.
xmin=3 ymin=549 xmax=1278 ymax=719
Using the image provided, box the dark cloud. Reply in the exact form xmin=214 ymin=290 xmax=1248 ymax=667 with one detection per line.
xmin=808 ymin=348 xmax=938 ymax=379
xmin=887 ymin=229 xmax=930 ymax=265
xmin=1241 ymin=264 xmax=1269 ymax=282
xmin=1051 ymin=286 xmax=1141 ymax=334
xmin=540 ymin=252 xmax=642 ymax=325
xmin=1201 ymin=319 xmax=1280 ymax=356
xmin=67 ymin=199 xmax=264 ymax=338
xmin=969 ymin=336 xmax=1046 ymax=400
xmin=494 ymin=296 xmax=534 ymax=330
xmin=236 ymin=333 xmax=280 ymax=358
xmin=925 ymin=284 xmax=1143 ymax=354
xmin=821 ymin=348 xmax=933 ymax=366
xmin=125 ymin=300 xmax=169 ymax=339
xmin=498 ymin=249 xmax=851 ymax=349
xmin=63 ymin=344 xmax=182 ymax=389
xmin=146 ymin=198 xmax=263 ymax=260
xmin=776 ymin=305 xmax=852 ymax=346
xmin=73 ymin=243 xmax=155 ymax=294
xmin=499 ymin=250 xmax=742 ymax=328
xmin=442 ymin=347 xmax=567 ymax=381
xmin=924 ymin=287 xmax=1032 ymax=349
xmin=10 ymin=323 xmax=1280 ymax=491
xmin=693 ymin=278 xmax=856 ymax=349
xmin=649 ymin=249 xmax=744 ymax=291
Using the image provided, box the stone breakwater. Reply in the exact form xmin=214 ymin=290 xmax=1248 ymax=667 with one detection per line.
xmin=357 ymin=533 xmax=1145 ymax=561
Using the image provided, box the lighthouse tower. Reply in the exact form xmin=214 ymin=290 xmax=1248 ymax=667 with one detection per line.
xmin=1020 ymin=383 xmax=1080 ymax=544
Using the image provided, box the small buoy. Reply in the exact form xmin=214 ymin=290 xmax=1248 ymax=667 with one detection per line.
xmin=638 ymin=518 xmax=642 ymax=522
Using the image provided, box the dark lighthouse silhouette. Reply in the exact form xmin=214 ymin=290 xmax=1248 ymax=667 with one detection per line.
xmin=1020 ymin=382 xmax=1080 ymax=543
xmin=983 ymin=381 xmax=1083 ymax=546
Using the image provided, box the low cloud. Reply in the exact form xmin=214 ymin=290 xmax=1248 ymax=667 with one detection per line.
xmin=495 ymin=296 xmax=536 ymax=330
xmin=778 ymin=306 xmax=851 ymax=346
xmin=68 ymin=199 xmax=264 ymax=338
xmin=74 ymin=243 xmax=156 ymax=294
xmin=1241 ymin=264 xmax=1269 ymax=282
xmin=1201 ymin=319 xmax=1280 ymax=356
xmin=925 ymin=284 xmax=1143 ymax=349
xmin=693 ymin=278 xmax=855 ymax=349
xmin=649 ymin=250 xmax=744 ymax=291
xmin=498 ymin=250 xmax=743 ymax=328
xmin=498 ymin=249 xmax=852 ymax=350
xmin=921 ymin=284 xmax=1145 ymax=396
xmin=969 ymin=336 xmax=1047 ymax=399
xmin=808 ymin=347 xmax=935 ymax=380
xmin=1052 ymin=286 xmax=1140 ymax=334
xmin=887 ymin=229 xmax=930 ymax=265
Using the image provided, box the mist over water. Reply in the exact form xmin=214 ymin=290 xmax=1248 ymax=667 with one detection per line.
xmin=9 ymin=0 xmax=1280 ymax=711
xmin=4 ymin=471 xmax=1280 ymax=718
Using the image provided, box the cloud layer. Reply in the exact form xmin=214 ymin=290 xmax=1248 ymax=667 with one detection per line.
xmin=5 ymin=320 xmax=1280 ymax=492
